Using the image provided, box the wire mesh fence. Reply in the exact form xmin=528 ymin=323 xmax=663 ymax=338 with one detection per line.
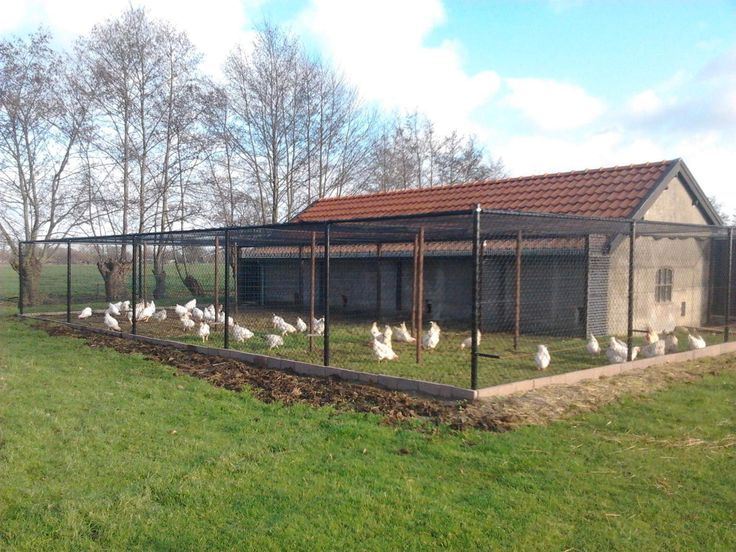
xmin=16 ymin=210 xmax=735 ymax=390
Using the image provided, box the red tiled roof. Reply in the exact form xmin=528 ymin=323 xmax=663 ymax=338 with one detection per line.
xmin=295 ymin=160 xmax=677 ymax=222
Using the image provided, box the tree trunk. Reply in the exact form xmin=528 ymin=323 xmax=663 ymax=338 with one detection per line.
xmin=152 ymin=264 xmax=167 ymax=300
xmin=14 ymin=255 xmax=42 ymax=306
xmin=96 ymin=258 xmax=131 ymax=301
xmin=183 ymin=274 xmax=205 ymax=297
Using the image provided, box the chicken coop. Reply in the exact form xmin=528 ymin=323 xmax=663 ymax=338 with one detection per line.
xmin=18 ymin=206 xmax=735 ymax=395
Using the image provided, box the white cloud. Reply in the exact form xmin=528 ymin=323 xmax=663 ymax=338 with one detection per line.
xmin=628 ymin=89 xmax=663 ymax=116
xmin=299 ymin=0 xmax=501 ymax=136
xmin=2 ymin=0 xmax=258 ymax=77
xmin=503 ymin=78 xmax=606 ymax=131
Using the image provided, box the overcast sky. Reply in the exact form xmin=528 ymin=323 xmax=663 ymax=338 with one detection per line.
xmin=4 ymin=0 xmax=736 ymax=212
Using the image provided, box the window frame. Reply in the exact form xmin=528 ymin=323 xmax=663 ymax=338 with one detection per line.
xmin=655 ymin=267 xmax=673 ymax=303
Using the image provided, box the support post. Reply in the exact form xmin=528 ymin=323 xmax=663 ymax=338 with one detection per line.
xmin=309 ymin=232 xmax=316 ymax=353
xmin=234 ymin=245 xmax=239 ymax=314
xmin=18 ymin=242 xmax=24 ymax=315
xmin=513 ymin=230 xmax=522 ymax=351
xmin=411 ymin=234 xmax=419 ymax=336
xmin=66 ymin=241 xmax=71 ymax=323
xmin=214 ymin=237 xmax=220 ymax=313
xmin=142 ymin=243 xmax=147 ymax=302
xmin=471 ymin=205 xmax=481 ymax=390
xmin=323 ymin=224 xmax=331 ymax=367
xmin=725 ymin=227 xmax=733 ymax=342
xmin=137 ymin=243 xmax=143 ymax=303
xmin=626 ymin=221 xmax=636 ymax=361
xmin=132 ymin=239 xmax=138 ymax=335
xmin=224 ymin=230 xmax=231 ymax=349
xmin=415 ymin=227 xmax=425 ymax=365
xmin=298 ymin=245 xmax=304 ymax=307
xmin=376 ymin=243 xmax=382 ymax=321
xmin=583 ymin=235 xmax=591 ymax=338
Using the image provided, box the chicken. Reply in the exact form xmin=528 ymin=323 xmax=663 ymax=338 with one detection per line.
xmin=198 ymin=321 xmax=210 ymax=342
xmin=106 ymin=302 xmax=121 ymax=316
xmin=273 ymin=316 xmax=297 ymax=335
xmin=204 ymin=306 xmax=216 ymax=323
xmin=606 ymin=337 xmax=629 ymax=364
xmin=534 ymin=344 xmax=551 ymax=370
xmin=184 ymin=298 xmax=197 ymax=311
xmin=687 ymin=332 xmax=706 ymax=350
xmin=78 ymin=307 xmax=92 ymax=319
xmin=586 ymin=334 xmax=600 ymax=355
xmin=264 ymin=334 xmax=284 ymax=350
xmin=296 ymin=317 xmax=308 ymax=333
xmin=644 ymin=327 xmax=659 ymax=345
xmin=312 ymin=317 xmax=325 ymax=336
xmin=422 ymin=321 xmax=441 ymax=350
xmin=174 ymin=304 xmax=188 ymax=317
xmin=181 ymin=316 xmax=195 ymax=331
xmin=191 ymin=307 xmax=204 ymax=321
xmin=138 ymin=301 xmax=156 ymax=322
xmin=393 ymin=322 xmax=416 ymax=343
xmin=372 ymin=338 xmax=398 ymax=361
xmin=152 ymin=308 xmax=167 ymax=322
xmin=370 ymin=322 xmax=382 ymax=339
xmin=639 ymin=339 xmax=665 ymax=359
xmin=104 ymin=312 xmax=121 ymax=331
xmin=460 ymin=330 xmax=481 ymax=350
xmin=377 ymin=325 xmax=393 ymax=348
xmin=272 ymin=314 xmax=285 ymax=327
xmin=232 ymin=324 xmax=254 ymax=342
xmin=664 ymin=332 xmax=679 ymax=354
xmin=119 ymin=300 xmax=130 ymax=313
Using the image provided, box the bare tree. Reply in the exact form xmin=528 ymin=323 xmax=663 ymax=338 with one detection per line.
xmin=0 ymin=31 xmax=87 ymax=304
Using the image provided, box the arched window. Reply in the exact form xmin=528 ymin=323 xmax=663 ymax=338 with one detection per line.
xmin=655 ymin=268 xmax=673 ymax=303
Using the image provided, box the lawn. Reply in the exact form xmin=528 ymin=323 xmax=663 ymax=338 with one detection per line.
xmin=0 ymin=313 xmax=735 ymax=550
xmin=2 ymin=263 xmax=729 ymax=389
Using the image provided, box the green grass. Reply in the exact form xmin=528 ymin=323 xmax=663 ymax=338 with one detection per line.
xmin=2 ymin=263 xmax=729 ymax=389
xmin=1 ymin=313 xmax=735 ymax=550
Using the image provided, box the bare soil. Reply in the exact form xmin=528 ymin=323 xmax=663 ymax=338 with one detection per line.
xmin=35 ymin=319 xmax=736 ymax=432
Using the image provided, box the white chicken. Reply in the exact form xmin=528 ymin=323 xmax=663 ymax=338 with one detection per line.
xmin=120 ymin=300 xmax=131 ymax=313
xmin=687 ymin=332 xmax=706 ymax=350
xmin=78 ymin=307 xmax=92 ymax=319
xmin=191 ymin=307 xmax=204 ymax=321
xmin=372 ymin=338 xmax=398 ymax=361
xmin=377 ymin=325 xmax=393 ymax=348
xmin=184 ymin=298 xmax=197 ymax=311
xmin=534 ymin=344 xmax=550 ymax=370
xmin=422 ymin=321 xmax=441 ymax=350
xmin=664 ymin=332 xmax=679 ymax=354
xmin=460 ymin=330 xmax=482 ymax=350
xmin=232 ymin=324 xmax=254 ymax=342
xmin=104 ymin=312 xmax=121 ymax=331
xmin=370 ymin=322 xmax=382 ymax=339
xmin=274 ymin=317 xmax=297 ymax=336
xmin=138 ymin=301 xmax=156 ymax=322
xmin=181 ymin=316 xmax=195 ymax=331
xmin=393 ymin=322 xmax=416 ymax=343
xmin=606 ymin=337 xmax=629 ymax=364
xmin=296 ymin=317 xmax=308 ymax=333
xmin=639 ymin=339 xmax=665 ymax=359
xmin=586 ymin=334 xmax=600 ymax=355
xmin=198 ymin=321 xmax=210 ymax=342
xmin=312 ymin=317 xmax=325 ymax=336
xmin=152 ymin=308 xmax=167 ymax=322
xmin=174 ymin=304 xmax=188 ymax=317
xmin=644 ymin=327 xmax=659 ymax=345
xmin=204 ymin=306 xmax=216 ymax=323
xmin=272 ymin=314 xmax=285 ymax=327
xmin=264 ymin=334 xmax=284 ymax=350
xmin=106 ymin=302 xmax=121 ymax=316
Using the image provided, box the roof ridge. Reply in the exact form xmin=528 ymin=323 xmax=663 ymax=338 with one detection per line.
xmin=307 ymin=159 xmax=676 ymax=205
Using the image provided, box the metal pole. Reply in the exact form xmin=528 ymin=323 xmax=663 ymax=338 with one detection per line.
xmin=137 ymin=243 xmax=143 ymax=302
xmin=309 ymin=232 xmax=316 ymax=353
xmin=298 ymin=245 xmax=304 ymax=307
xmin=416 ymin=227 xmax=425 ymax=364
xmin=142 ymin=243 xmax=147 ymax=302
xmin=66 ymin=241 xmax=71 ymax=323
xmin=214 ymin=237 xmax=220 ymax=312
xmin=132 ymin=239 xmax=138 ymax=335
xmin=234 ymin=245 xmax=239 ymax=314
xmin=513 ymin=230 xmax=522 ymax=351
xmin=583 ymin=235 xmax=590 ymax=339
xmin=725 ymin=227 xmax=733 ymax=342
xmin=376 ymin=243 xmax=382 ymax=321
xmin=18 ymin=242 xmax=24 ymax=315
xmin=224 ymin=230 xmax=231 ymax=349
xmin=411 ymin=234 xmax=419 ymax=336
xmin=471 ymin=205 xmax=481 ymax=389
xmin=323 ymin=224 xmax=331 ymax=367
xmin=626 ymin=221 xmax=636 ymax=361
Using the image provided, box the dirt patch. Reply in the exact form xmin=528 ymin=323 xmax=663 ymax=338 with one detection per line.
xmin=34 ymin=319 xmax=736 ymax=431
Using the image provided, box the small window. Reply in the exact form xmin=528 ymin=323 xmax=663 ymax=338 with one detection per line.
xmin=655 ymin=268 xmax=673 ymax=303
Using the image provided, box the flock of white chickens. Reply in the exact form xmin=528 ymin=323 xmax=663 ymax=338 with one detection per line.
xmin=78 ymin=301 xmax=710 ymax=371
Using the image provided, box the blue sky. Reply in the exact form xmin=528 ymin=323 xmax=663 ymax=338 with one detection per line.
xmin=3 ymin=0 xmax=736 ymax=211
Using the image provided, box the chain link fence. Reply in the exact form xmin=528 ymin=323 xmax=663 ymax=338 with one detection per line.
xmin=16 ymin=210 xmax=735 ymax=390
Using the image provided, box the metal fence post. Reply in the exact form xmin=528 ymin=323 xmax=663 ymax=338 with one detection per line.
xmin=627 ymin=221 xmax=636 ymax=361
xmin=17 ymin=242 xmax=24 ymax=315
xmin=224 ymin=230 xmax=231 ymax=349
xmin=323 ymin=223 xmax=331 ymax=367
xmin=725 ymin=227 xmax=733 ymax=342
xmin=471 ymin=205 xmax=481 ymax=390
xmin=66 ymin=241 xmax=71 ymax=323
xmin=415 ymin=227 xmax=425 ymax=365
xmin=132 ymin=239 xmax=138 ymax=335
